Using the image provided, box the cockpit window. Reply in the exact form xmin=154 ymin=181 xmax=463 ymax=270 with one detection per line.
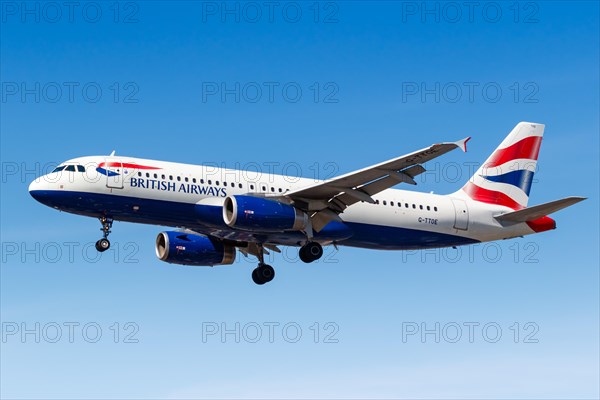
xmin=58 ymin=164 xmax=86 ymax=172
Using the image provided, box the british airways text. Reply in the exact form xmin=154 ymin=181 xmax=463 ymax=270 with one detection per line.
xmin=129 ymin=178 xmax=227 ymax=197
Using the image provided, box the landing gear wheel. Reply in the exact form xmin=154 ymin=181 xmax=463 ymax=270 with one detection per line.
xmin=252 ymin=263 xmax=275 ymax=285
xmin=95 ymin=238 xmax=110 ymax=252
xmin=252 ymin=268 xmax=263 ymax=285
xmin=299 ymin=247 xmax=310 ymax=263
xmin=299 ymin=242 xmax=323 ymax=263
xmin=96 ymin=216 xmax=114 ymax=253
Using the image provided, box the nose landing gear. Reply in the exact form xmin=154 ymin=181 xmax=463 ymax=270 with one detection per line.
xmin=95 ymin=217 xmax=113 ymax=252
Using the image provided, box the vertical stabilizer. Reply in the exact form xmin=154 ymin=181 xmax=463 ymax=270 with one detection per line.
xmin=461 ymin=122 xmax=544 ymax=210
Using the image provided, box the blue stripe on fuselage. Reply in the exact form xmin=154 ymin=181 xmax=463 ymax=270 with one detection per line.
xmin=96 ymin=167 xmax=119 ymax=177
xmin=29 ymin=190 xmax=478 ymax=250
xmin=342 ymin=222 xmax=478 ymax=249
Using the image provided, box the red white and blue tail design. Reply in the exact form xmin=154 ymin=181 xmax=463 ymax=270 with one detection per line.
xmin=462 ymin=122 xmax=544 ymax=210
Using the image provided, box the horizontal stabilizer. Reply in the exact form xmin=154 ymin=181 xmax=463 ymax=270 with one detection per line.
xmin=494 ymin=196 xmax=586 ymax=222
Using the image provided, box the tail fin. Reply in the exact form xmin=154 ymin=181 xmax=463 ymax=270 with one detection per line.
xmin=461 ymin=122 xmax=544 ymax=210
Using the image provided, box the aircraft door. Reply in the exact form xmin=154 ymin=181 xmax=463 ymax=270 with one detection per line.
xmin=104 ymin=158 xmax=124 ymax=189
xmin=451 ymin=198 xmax=469 ymax=230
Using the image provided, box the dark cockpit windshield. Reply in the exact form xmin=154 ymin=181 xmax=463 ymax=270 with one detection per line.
xmin=52 ymin=164 xmax=86 ymax=173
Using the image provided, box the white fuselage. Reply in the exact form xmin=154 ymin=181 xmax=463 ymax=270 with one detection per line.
xmin=29 ymin=155 xmax=539 ymax=250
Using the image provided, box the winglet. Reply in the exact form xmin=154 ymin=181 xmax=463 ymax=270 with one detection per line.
xmin=109 ymin=150 xmax=116 ymax=156
xmin=455 ymin=137 xmax=471 ymax=153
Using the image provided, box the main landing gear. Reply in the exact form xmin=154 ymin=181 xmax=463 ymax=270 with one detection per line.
xmin=95 ymin=216 xmax=113 ymax=252
xmin=299 ymin=241 xmax=323 ymax=263
xmin=249 ymin=241 xmax=324 ymax=285
xmin=252 ymin=244 xmax=275 ymax=285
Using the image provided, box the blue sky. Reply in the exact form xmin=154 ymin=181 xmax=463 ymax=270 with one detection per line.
xmin=1 ymin=1 xmax=599 ymax=398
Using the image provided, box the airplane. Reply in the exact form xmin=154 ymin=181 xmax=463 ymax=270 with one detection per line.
xmin=29 ymin=122 xmax=586 ymax=285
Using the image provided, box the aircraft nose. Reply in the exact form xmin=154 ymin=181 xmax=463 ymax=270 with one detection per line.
xmin=29 ymin=179 xmax=42 ymax=201
xmin=28 ymin=179 xmax=38 ymax=193
xmin=28 ymin=178 xmax=50 ymax=204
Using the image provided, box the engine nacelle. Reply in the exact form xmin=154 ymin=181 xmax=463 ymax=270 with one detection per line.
xmin=223 ymin=195 xmax=308 ymax=232
xmin=155 ymin=231 xmax=236 ymax=266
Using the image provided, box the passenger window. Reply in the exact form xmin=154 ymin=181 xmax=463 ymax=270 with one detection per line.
xmin=390 ymin=201 xmax=394 ymax=206
xmin=177 ymin=176 xmax=181 ymax=182
xmin=250 ymin=184 xmax=255 ymax=190
xmin=161 ymin=174 xmax=165 ymax=179
xmin=192 ymin=178 xmax=196 ymax=183
xmin=52 ymin=166 xmax=65 ymax=173
xmin=146 ymin=173 xmax=150 ymax=178
xmin=200 ymin=179 xmax=204 ymax=184
xmin=138 ymin=172 xmax=142 ymax=177
xmin=375 ymin=200 xmax=380 ymax=204
xmin=216 ymin=181 xmax=220 ymax=186
xmin=383 ymin=200 xmax=387 ymax=205
xmin=405 ymin=203 xmax=409 ymax=208
xmin=208 ymin=180 xmax=212 ymax=185
xmin=412 ymin=204 xmax=416 ymax=209
xmin=65 ymin=165 xmax=76 ymax=172
xmin=419 ymin=205 xmax=423 ymax=210
xmin=169 ymin=175 xmax=173 ymax=180
xmin=427 ymin=206 xmax=430 ymax=211
xmin=434 ymin=206 xmax=438 ymax=212
xmin=262 ymin=186 xmax=266 ymax=191
xmin=154 ymin=174 xmax=158 ymax=178
xmin=239 ymin=183 xmax=242 ymax=188
xmin=231 ymin=182 xmax=235 ymax=187
xmin=184 ymin=177 xmax=188 ymax=182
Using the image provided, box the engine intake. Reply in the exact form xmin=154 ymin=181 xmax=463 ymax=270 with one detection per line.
xmin=155 ymin=231 xmax=235 ymax=266
xmin=223 ymin=195 xmax=308 ymax=232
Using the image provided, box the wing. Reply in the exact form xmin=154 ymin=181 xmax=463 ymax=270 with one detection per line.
xmin=283 ymin=137 xmax=471 ymax=231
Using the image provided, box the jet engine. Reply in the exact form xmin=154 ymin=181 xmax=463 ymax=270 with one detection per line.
xmin=155 ymin=231 xmax=236 ymax=266
xmin=223 ymin=195 xmax=308 ymax=232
